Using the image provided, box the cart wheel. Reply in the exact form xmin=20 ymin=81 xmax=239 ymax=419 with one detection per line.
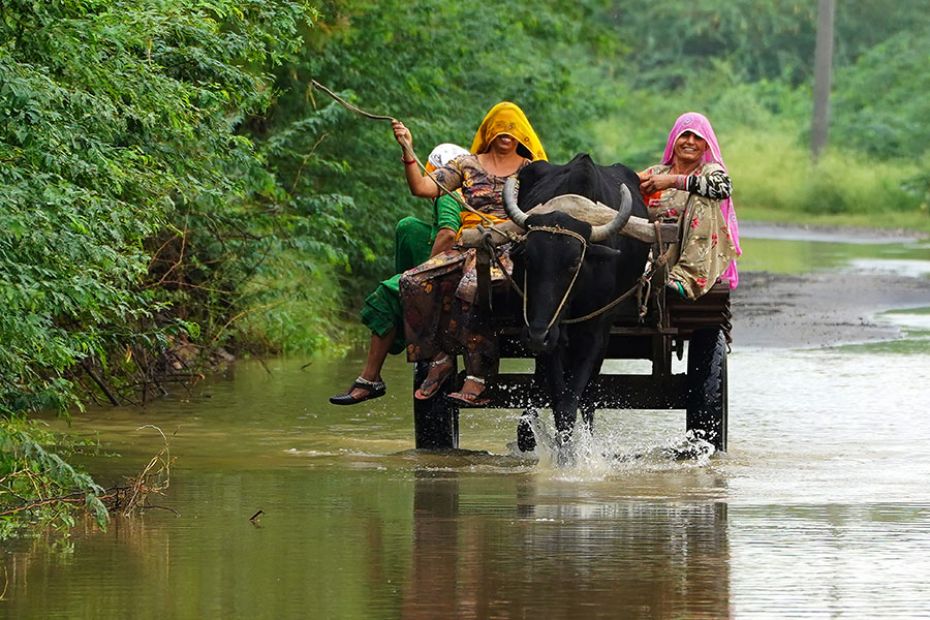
xmin=413 ymin=360 xmax=459 ymax=450
xmin=686 ymin=327 xmax=728 ymax=453
xmin=517 ymin=409 xmax=538 ymax=453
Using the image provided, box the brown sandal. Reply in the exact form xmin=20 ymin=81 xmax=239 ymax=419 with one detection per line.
xmin=446 ymin=376 xmax=490 ymax=407
xmin=414 ymin=355 xmax=453 ymax=400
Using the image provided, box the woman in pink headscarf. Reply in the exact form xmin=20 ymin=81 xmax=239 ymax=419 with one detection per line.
xmin=639 ymin=112 xmax=741 ymax=299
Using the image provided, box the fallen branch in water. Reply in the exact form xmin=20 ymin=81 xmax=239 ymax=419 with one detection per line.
xmin=81 ymin=358 xmax=120 ymax=406
xmin=119 ymin=425 xmax=172 ymax=517
xmin=0 ymin=426 xmax=173 ymax=521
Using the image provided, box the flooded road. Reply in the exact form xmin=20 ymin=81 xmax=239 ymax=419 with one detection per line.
xmin=3 ymin=232 xmax=930 ymax=619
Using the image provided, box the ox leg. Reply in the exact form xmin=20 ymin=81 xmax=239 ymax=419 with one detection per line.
xmin=553 ymin=393 xmax=579 ymax=435
xmin=579 ymin=343 xmax=608 ymax=435
xmin=558 ymin=327 xmax=609 ymax=437
xmin=517 ymin=408 xmax=539 ymax=453
xmin=537 ymin=353 xmax=570 ymax=431
xmin=581 ymin=403 xmax=594 ymax=434
xmin=547 ymin=356 xmax=577 ymax=436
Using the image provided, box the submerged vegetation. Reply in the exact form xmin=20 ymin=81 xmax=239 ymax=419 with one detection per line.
xmin=2 ymin=0 xmax=928 ymax=535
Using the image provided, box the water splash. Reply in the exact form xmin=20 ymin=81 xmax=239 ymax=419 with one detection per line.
xmin=507 ymin=411 xmax=716 ymax=479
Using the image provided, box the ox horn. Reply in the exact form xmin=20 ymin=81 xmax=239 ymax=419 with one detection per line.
xmin=619 ymin=215 xmax=658 ymax=243
xmin=502 ymin=177 xmax=528 ymax=229
xmin=589 ymin=184 xmax=633 ymax=242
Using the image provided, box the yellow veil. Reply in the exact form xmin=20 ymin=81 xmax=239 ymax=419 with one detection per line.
xmin=469 ymin=101 xmax=547 ymax=162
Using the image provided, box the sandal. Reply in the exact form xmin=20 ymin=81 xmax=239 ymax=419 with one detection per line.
xmin=414 ymin=355 xmax=454 ymax=400
xmin=329 ymin=376 xmax=386 ymax=406
xmin=446 ymin=376 xmax=491 ymax=408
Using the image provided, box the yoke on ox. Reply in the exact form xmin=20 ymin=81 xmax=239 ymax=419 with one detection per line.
xmin=412 ymin=154 xmax=731 ymax=455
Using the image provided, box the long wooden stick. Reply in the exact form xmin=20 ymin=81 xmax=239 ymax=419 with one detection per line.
xmin=310 ymin=80 xmax=395 ymax=122
xmin=309 ymin=80 xmax=503 ymax=229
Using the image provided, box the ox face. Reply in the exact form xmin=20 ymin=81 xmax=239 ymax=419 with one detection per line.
xmin=520 ymin=212 xmax=592 ymax=354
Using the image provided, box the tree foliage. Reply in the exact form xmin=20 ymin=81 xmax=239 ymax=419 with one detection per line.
xmin=608 ymin=0 xmax=930 ymax=88
xmin=0 ymin=0 xmax=314 ymax=416
xmin=831 ymin=27 xmax=930 ymax=160
xmin=0 ymin=0 xmax=316 ymax=533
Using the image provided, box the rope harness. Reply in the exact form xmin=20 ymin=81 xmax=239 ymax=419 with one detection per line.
xmin=490 ymin=217 xmax=679 ymax=330
xmin=521 ymin=225 xmax=588 ymax=331
xmin=511 ymin=224 xmax=657 ymax=329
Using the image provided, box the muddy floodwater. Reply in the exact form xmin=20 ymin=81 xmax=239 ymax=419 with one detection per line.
xmin=4 ymin=229 xmax=930 ymax=619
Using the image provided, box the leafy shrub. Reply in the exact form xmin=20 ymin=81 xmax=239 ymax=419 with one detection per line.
xmin=0 ymin=416 xmax=108 ymax=538
xmin=0 ymin=0 xmax=318 ymax=534
xmin=0 ymin=0 xmax=315 ymax=415
xmin=727 ymin=125 xmax=921 ymax=217
xmin=832 ymin=27 xmax=930 ymax=160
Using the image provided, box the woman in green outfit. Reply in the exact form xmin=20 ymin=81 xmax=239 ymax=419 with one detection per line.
xmin=330 ymin=143 xmax=469 ymax=405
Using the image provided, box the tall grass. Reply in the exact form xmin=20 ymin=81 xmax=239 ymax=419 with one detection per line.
xmin=594 ymin=89 xmax=928 ymax=232
xmin=233 ymin=254 xmax=351 ymax=355
xmin=728 ymin=125 xmax=923 ymax=216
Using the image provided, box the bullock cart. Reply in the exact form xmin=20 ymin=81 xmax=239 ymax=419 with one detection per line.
xmin=412 ymin=215 xmax=731 ymax=455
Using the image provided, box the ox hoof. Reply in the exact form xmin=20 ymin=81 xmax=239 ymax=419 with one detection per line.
xmin=517 ymin=410 xmax=538 ymax=453
xmin=555 ymin=430 xmax=576 ymax=467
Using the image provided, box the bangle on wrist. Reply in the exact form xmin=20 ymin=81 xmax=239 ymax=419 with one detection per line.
xmin=402 ymin=155 xmax=416 ymax=165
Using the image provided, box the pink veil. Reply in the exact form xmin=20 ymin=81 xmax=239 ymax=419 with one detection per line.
xmin=662 ymin=112 xmax=741 ymax=288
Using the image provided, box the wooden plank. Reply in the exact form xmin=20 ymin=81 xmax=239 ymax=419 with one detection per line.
xmin=469 ymin=373 xmax=689 ymax=410
xmin=656 ymin=222 xmax=680 ymax=244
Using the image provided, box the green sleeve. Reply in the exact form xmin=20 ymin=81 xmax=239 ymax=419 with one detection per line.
xmin=433 ymin=193 xmax=462 ymax=232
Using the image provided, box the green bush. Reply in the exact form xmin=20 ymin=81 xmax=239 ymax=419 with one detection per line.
xmin=0 ymin=0 xmax=316 ymax=535
xmin=1 ymin=416 xmax=108 ymax=538
xmin=0 ymin=0 xmax=315 ymax=416
xmin=232 ymin=251 xmax=350 ymax=355
xmin=832 ymin=27 xmax=930 ymax=160
xmin=728 ymin=124 xmax=922 ymax=217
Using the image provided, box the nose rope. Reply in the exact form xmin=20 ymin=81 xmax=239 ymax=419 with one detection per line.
xmin=522 ymin=225 xmax=588 ymax=331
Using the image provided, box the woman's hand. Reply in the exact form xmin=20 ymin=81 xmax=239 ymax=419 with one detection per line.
xmin=639 ymin=173 xmax=680 ymax=194
xmin=393 ymin=119 xmax=439 ymax=198
xmin=392 ymin=120 xmax=414 ymax=156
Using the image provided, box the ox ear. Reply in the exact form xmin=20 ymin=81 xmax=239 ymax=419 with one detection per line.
xmin=503 ymin=177 xmax=528 ymax=229
xmin=589 ymin=184 xmax=633 ymax=242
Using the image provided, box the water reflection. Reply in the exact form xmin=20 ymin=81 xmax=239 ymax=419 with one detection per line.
xmin=400 ymin=470 xmax=732 ymax=619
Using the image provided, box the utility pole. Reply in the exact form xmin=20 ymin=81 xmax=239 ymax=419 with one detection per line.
xmin=811 ymin=0 xmax=835 ymax=162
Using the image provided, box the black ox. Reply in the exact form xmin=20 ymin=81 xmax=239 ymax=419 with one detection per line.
xmin=504 ymin=153 xmax=651 ymax=442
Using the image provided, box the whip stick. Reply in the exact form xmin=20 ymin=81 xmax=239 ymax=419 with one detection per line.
xmin=309 ymin=80 xmax=503 ymax=229
xmin=310 ymin=80 xmax=395 ymax=122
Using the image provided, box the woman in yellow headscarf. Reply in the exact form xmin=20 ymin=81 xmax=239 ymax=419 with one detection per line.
xmin=392 ymin=101 xmax=547 ymax=405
